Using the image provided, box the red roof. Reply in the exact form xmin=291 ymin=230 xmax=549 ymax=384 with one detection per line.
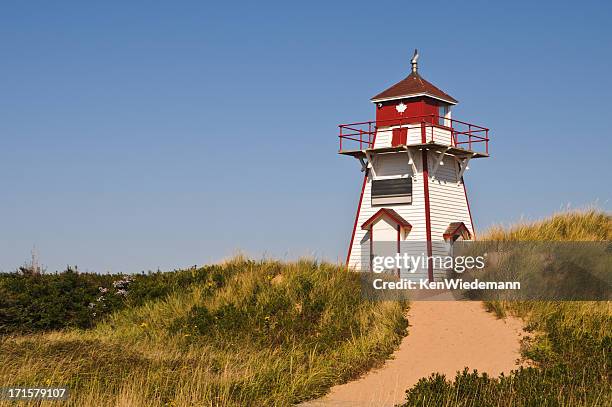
xmin=371 ymin=72 xmax=458 ymax=104
xmin=361 ymin=208 xmax=412 ymax=230
xmin=443 ymin=222 xmax=472 ymax=240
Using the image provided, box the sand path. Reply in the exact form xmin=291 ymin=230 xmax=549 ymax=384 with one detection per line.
xmin=301 ymin=301 xmax=524 ymax=407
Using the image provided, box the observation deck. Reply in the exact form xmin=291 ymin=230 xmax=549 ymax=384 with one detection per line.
xmin=338 ymin=114 xmax=490 ymax=159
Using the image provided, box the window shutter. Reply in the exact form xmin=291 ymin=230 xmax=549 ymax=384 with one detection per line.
xmin=371 ymin=178 xmax=412 ymax=205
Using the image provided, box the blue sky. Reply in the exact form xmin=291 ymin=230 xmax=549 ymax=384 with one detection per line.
xmin=1 ymin=1 xmax=610 ymax=273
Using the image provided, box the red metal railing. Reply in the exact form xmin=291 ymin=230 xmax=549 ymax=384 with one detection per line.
xmin=338 ymin=114 xmax=489 ymax=155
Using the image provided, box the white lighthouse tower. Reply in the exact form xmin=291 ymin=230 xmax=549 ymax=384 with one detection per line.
xmin=339 ymin=50 xmax=490 ymax=281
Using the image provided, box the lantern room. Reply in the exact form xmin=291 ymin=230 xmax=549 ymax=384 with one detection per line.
xmin=338 ymin=50 xmax=489 ymax=157
xmin=371 ymin=50 xmax=457 ymax=129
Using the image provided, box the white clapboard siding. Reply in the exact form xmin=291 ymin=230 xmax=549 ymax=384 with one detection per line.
xmin=427 ymin=154 xmax=473 ymax=241
xmin=373 ymin=129 xmax=392 ymax=149
xmin=425 ymin=126 xmax=453 ymax=146
xmin=373 ymin=153 xmax=410 ymax=177
xmin=348 ymin=150 xmax=474 ymax=283
xmin=427 ymin=154 xmax=472 ymax=280
xmin=348 ymin=153 xmax=427 ymax=271
xmin=373 ymin=125 xmax=453 ymax=150
xmin=406 ymin=126 xmax=423 ymax=145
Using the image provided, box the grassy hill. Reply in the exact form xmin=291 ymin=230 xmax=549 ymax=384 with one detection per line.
xmin=0 ymin=259 xmax=407 ymax=406
xmin=1 ymin=209 xmax=610 ymax=406
xmin=400 ymin=209 xmax=612 ymax=407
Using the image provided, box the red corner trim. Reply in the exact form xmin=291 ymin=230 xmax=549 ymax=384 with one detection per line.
xmin=422 ymin=149 xmax=434 ymax=282
xmin=346 ymin=129 xmax=379 ymax=267
xmin=462 ymin=177 xmax=476 ymax=239
xmin=346 ymin=172 xmax=368 ymax=265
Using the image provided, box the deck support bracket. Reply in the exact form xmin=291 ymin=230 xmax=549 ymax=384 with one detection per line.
xmin=357 ymin=156 xmax=368 ymax=172
xmin=430 ymin=147 xmax=450 ymax=180
xmin=405 ymin=148 xmax=418 ymax=180
xmin=365 ymin=151 xmax=377 ymax=179
xmin=456 ymin=153 xmax=474 ymax=182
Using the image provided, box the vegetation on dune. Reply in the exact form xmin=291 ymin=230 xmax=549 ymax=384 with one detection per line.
xmin=456 ymin=210 xmax=612 ymax=302
xmin=2 ymin=209 xmax=610 ymax=406
xmin=400 ymin=209 xmax=612 ymax=407
xmin=0 ymin=264 xmax=231 ymax=335
xmin=483 ymin=208 xmax=611 ymax=242
xmin=0 ymin=259 xmax=407 ymax=406
xmin=402 ymin=301 xmax=611 ymax=407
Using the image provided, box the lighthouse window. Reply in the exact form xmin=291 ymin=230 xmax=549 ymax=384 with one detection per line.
xmin=438 ymin=105 xmax=450 ymax=126
xmin=371 ymin=178 xmax=412 ymax=206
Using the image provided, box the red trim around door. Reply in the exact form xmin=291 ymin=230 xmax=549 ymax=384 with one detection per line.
xmin=369 ymin=228 xmax=373 ymax=271
xmin=361 ymin=208 xmax=412 ymax=230
xmin=397 ymin=225 xmax=401 ymax=277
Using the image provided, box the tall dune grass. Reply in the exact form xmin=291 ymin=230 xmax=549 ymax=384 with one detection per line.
xmin=400 ymin=209 xmax=612 ymax=406
xmin=0 ymin=259 xmax=407 ymax=406
xmin=484 ymin=208 xmax=611 ymax=241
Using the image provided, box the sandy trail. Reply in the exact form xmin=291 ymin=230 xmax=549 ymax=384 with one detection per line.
xmin=301 ymin=301 xmax=524 ymax=407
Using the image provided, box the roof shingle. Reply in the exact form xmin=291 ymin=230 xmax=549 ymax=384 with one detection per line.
xmin=371 ymin=72 xmax=458 ymax=104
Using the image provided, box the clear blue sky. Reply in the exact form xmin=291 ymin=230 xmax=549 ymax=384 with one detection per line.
xmin=1 ymin=1 xmax=610 ymax=273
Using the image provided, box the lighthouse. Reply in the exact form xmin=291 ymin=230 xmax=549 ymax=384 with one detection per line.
xmin=339 ymin=50 xmax=490 ymax=281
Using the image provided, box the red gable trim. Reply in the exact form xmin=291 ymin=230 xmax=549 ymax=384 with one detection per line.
xmin=361 ymin=208 xmax=412 ymax=231
xmin=443 ymin=222 xmax=472 ymax=241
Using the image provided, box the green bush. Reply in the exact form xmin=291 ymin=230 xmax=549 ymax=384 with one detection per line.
xmin=0 ymin=264 xmax=232 ymax=335
xmin=0 ymin=267 xmax=116 ymax=334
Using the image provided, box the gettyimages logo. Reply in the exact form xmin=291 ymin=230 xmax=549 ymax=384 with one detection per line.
xmin=360 ymin=241 xmax=612 ymax=301
xmin=371 ymin=252 xmax=486 ymax=274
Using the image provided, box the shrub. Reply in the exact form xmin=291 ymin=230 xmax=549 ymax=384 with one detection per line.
xmin=0 ymin=267 xmax=117 ymax=334
xmin=0 ymin=264 xmax=233 ymax=335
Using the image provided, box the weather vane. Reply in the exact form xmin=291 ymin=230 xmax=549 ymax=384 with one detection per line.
xmin=411 ymin=49 xmax=419 ymax=73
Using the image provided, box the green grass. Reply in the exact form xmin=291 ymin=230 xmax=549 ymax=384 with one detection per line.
xmin=0 ymin=258 xmax=407 ymax=406
xmin=2 ymin=209 xmax=609 ymax=406
xmin=483 ymin=209 xmax=611 ymax=242
xmin=399 ymin=209 xmax=612 ymax=407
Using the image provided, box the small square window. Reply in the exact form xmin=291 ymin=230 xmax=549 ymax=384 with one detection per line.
xmin=371 ymin=178 xmax=412 ymax=206
xmin=438 ymin=105 xmax=450 ymax=126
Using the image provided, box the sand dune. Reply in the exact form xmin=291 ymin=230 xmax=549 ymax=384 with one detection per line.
xmin=302 ymin=300 xmax=524 ymax=407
